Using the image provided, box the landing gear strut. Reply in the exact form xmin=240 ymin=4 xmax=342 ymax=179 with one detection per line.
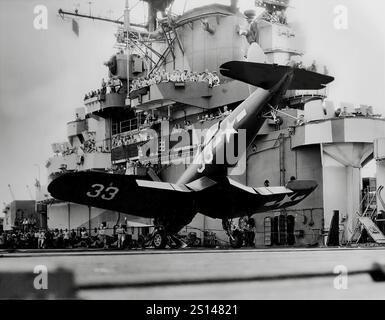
xmin=222 ymin=219 xmax=243 ymax=249
xmin=150 ymin=219 xmax=187 ymax=249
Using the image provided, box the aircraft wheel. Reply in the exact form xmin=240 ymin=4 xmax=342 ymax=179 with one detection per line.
xmin=153 ymin=231 xmax=167 ymax=249
xmin=137 ymin=235 xmax=146 ymax=249
xmin=194 ymin=238 xmax=201 ymax=247
xmin=230 ymin=230 xmax=243 ymax=249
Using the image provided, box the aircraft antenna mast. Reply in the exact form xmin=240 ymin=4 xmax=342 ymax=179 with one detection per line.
xmin=26 ymin=185 xmax=34 ymax=200
xmin=7 ymin=184 xmax=15 ymax=201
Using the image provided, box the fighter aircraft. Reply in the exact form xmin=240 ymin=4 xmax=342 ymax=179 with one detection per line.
xmin=48 ymin=61 xmax=334 ymax=248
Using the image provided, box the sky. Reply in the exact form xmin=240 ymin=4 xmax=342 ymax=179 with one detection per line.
xmin=0 ymin=0 xmax=384 ymax=210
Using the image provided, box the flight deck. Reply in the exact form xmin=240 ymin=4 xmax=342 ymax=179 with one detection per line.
xmin=1 ymin=247 xmax=385 ymax=299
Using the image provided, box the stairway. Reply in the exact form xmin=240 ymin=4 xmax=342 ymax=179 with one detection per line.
xmin=348 ymin=186 xmax=385 ymax=245
xmin=147 ymin=167 xmax=161 ymax=182
xmin=358 ymin=217 xmax=385 ymax=244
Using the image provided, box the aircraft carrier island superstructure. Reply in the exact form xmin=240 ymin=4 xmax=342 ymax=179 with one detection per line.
xmin=33 ymin=0 xmax=385 ymax=248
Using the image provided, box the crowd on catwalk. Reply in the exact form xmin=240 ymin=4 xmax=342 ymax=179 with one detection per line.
xmin=83 ymin=69 xmax=220 ymax=101
xmin=130 ymin=69 xmax=220 ymax=93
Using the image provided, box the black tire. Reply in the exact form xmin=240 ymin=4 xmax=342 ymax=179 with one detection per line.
xmin=137 ymin=235 xmax=146 ymax=249
xmin=193 ymin=238 xmax=201 ymax=247
xmin=153 ymin=231 xmax=167 ymax=249
xmin=230 ymin=230 xmax=243 ymax=249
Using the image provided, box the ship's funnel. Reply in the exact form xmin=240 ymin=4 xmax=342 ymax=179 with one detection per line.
xmin=144 ymin=0 xmax=174 ymax=31
xmin=144 ymin=0 xmax=174 ymax=13
xmin=230 ymin=0 xmax=239 ymax=12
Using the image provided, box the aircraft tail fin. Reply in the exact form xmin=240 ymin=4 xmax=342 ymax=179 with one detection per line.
xmin=220 ymin=61 xmax=334 ymax=90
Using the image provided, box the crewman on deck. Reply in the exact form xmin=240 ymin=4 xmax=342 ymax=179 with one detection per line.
xmin=63 ymin=229 xmax=70 ymax=248
xmin=116 ymin=223 xmax=126 ymax=249
xmin=98 ymin=224 xmax=107 ymax=248
xmin=160 ymin=69 xmax=169 ymax=82
xmin=154 ymin=71 xmax=162 ymax=84
xmin=114 ymin=77 xmax=122 ymax=93
xmin=212 ymin=71 xmax=220 ymax=87
xmin=38 ymin=229 xmax=45 ymax=249
xmin=101 ymin=78 xmax=107 ymax=94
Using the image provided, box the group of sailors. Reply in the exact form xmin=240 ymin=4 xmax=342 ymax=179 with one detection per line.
xmin=263 ymin=10 xmax=287 ymax=25
xmin=111 ymin=161 xmax=159 ymax=176
xmin=14 ymin=217 xmax=38 ymax=231
xmin=84 ymin=77 xmax=123 ymax=101
xmin=112 ymin=131 xmax=151 ymax=149
xmin=287 ymin=59 xmax=329 ymax=76
xmin=130 ymin=69 xmax=220 ymax=93
xmin=111 ymin=121 xmax=192 ymax=149
xmin=171 ymin=121 xmax=193 ymax=134
xmin=238 ymin=216 xmax=256 ymax=247
xmin=59 ymin=141 xmax=106 ymax=156
xmin=111 ymin=106 xmax=232 ymax=149
xmin=57 ymin=133 xmax=109 ymax=157
xmin=0 ymin=224 xmax=142 ymax=250
xmin=197 ymin=106 xmax=232 ymax=122
xmin=0 ymin=228 xmax=81 ymax=249
xmin=335 ymin=106 xmax=377 ymax=118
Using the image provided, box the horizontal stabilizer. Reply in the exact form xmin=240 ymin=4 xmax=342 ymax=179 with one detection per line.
xmin=220 ymin=61 xmax=334 ymax=90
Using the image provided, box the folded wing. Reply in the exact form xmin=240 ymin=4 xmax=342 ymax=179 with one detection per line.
xmin=220 ymin=61 xmax=334 ymax=90
xmin=194 ymin=178 xmax=317 ymax=218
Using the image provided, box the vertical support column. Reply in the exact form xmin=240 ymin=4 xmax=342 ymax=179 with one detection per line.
xmin=67 ymin=202 xmax=71 ymax=230
xmin=374 ymin=138 xmax=385 ymax=213
xmin=88 ymin=206 xmax=91 ymax=235
xmin=345 ymin=166 xmax=361 ymax=242
xmin=279 ymin=134 xmax=285 ymax=186
xmin=376 ymin=160 xmax=385 ymax=212
xmin=105 ymin=118 xmax=112 ymax=154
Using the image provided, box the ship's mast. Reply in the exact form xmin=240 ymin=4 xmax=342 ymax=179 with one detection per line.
xmin=58 ymin=2 xmax=167 ymax=78
xmin=124 ymin=0 xmax=130 ymax=85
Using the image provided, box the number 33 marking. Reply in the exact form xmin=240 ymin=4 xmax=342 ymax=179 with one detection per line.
xmin=86 ymin=184 xmax=119 ymax=200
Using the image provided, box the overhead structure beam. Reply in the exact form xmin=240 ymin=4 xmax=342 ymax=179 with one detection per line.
xmin=161 ymin=24 xmax=175 ymax=60
xmin=149 ymin=36 xmax=177 ymax=75
xmin=129 ymin=39 xmax=157 ymax=65
xmin=170 ymin=25 xmax=184 ymax=55
xmin=58 ymin=9 xmax=147 ymax=29
xmin=132 ymin=38 xmax=163 ymax=59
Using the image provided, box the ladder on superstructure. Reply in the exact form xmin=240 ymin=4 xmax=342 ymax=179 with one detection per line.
xmin=348 ymin=186 xmax=385 ymax=245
